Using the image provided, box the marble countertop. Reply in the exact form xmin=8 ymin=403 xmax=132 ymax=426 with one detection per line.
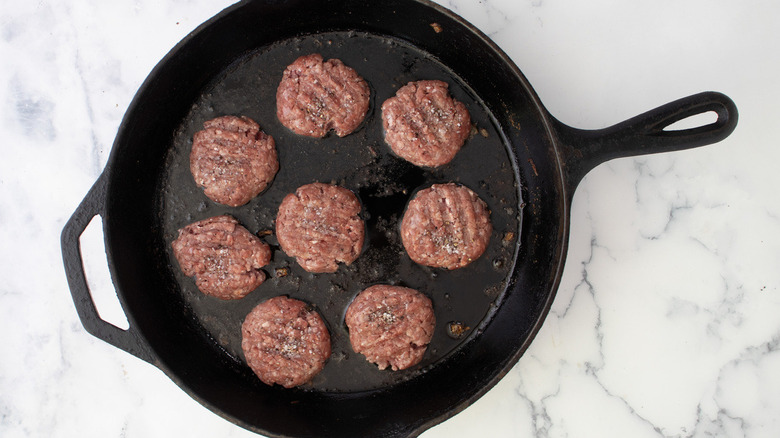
xmin=2 ymin=0 xmax=779 ymax=437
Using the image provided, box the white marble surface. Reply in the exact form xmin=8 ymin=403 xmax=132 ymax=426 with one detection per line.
xmin=2 ymin=0 xmax=779 ymax=437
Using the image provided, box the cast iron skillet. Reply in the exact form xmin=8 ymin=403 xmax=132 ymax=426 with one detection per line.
xmin=61 ymin=0 xmax=737 ymax=437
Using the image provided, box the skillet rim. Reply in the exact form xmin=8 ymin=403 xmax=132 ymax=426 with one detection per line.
xmin=97 ymin=0 xmax=571 ymax=436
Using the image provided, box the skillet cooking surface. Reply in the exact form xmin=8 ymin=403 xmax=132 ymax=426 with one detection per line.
xmin=160 ymin=31 xmax=521 ymax=392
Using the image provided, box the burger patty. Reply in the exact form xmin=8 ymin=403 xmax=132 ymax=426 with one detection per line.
xmin=275 ymin=182 xmax=364 ymax=273
xmin=400 ymin=183 xmax=492 ymax=270
xmin=241 ymin=296 xmax=331 ymax=388
xmin=190 ymin=115 xmax=278 ymax=207
xmin=171 ymin=215 xmax=271 ymax=300
xmin=276 ymin=53 xmax=370 ymax=138
xmin=381 ymin=80 xmax=471 ymax=168
xmin=345 ymin=285 xmax=435 ymax=371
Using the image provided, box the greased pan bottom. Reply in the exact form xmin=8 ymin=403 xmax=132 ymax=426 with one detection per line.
xmin=161 ymin=30 xmax=521 ymax=392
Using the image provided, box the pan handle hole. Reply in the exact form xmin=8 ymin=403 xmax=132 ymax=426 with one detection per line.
xmin=79 ymin=215 xmax=130 ymax=330
xmin=662 ymin=110 xmax=718 ymax=131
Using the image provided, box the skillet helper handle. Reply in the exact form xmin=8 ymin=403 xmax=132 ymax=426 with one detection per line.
xmin=61 ymin=173 xmax=155 ymax=364
xmin=553 ymin=91 xmax=738 ymax=196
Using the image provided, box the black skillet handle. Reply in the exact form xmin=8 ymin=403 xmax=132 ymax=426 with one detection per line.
xmin=552 ymin=91 xmax=738 ymax=199
xmin=61 ymin=173 xmax=155 ymax=364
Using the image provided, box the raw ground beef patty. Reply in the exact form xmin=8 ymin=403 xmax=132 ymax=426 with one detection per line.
xmin=241 ymin=296 xmax=331 ymax=388
xmin=275 ymin=182 xmax=364 ymax=273
xmin=381 ymin=80 xmax=471 ymax=168
xmin=345 ymin=284 xmax=435 ymax=371
xmin=190 ymin=115 xmax=278 ymax=207
xmin=276 ymin=53 xmax=370 ymax=138
xmin=400 ymin=183 xmax=492 ymax=270
xmin=171 ymin=215 xmax=271 ymax=300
